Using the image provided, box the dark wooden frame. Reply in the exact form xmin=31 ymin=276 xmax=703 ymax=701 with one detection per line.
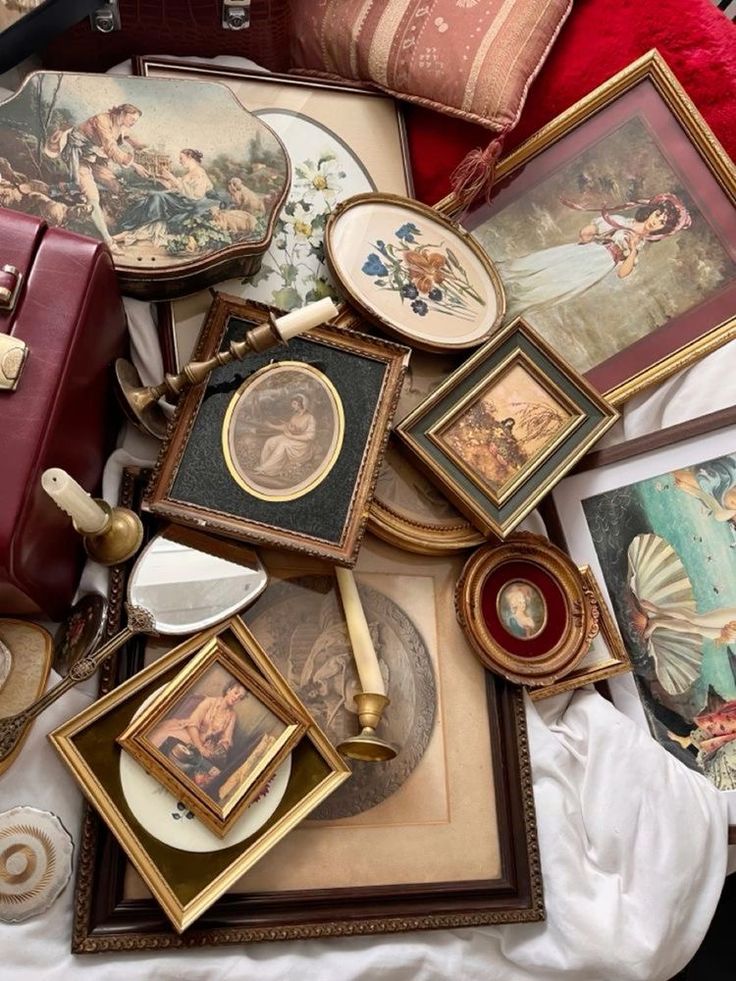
xmin=70 ymin=468 xmax=543 ymax=953
xmin=144 ymin=296 xmax=409 ymax=566
xmin=541 ymin=405 xmax=736 ymax=843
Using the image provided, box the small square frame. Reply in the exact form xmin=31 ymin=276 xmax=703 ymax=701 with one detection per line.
xmin=117 ymin=635 xmax=307 ymax=837
xmin=528 ymin=566 xmax=632 ymax=701
xmin=396 ymin=318 xmax=619 ymax=538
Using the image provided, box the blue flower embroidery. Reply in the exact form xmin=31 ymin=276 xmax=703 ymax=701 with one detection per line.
xmin=411 ymin=299 xmax=429 ymax=316
xmin=396 ymin=223 xmax=420 ymax=243
xmin=428 ymin=287 xmax=443 ymax=302
xmin=362 ymin=253 xmax=389 ymax=277
xmin=400 ymin=283 xmax=419 ymax=300
xmin=375 ymin=239 xmax=388 ymax=256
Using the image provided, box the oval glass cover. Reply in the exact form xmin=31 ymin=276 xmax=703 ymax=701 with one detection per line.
xmin=128 ymin=532 xmax=267 ymax=634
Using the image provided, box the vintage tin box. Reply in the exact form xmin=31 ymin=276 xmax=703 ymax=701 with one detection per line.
xmin=0 ymin=71 xmax=290 ymax=300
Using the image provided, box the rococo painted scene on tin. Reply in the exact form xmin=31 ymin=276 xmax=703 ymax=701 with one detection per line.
xmin=582 ymin=447 xmax=736 ymax=792
xmin=0 ymin=73 xmax=288 ymax=264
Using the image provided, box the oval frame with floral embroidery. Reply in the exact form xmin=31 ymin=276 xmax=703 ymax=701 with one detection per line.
xmin=324 ymin=192 xmax=506 ymax=353
xmin=455 ymin=533 xmax=600 ymax=687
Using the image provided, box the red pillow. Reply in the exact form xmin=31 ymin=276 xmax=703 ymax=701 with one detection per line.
xmin=290 ymin=0 xmax=572 ymax=131
xmin=405 ymin=0 xmax=736 ymax=204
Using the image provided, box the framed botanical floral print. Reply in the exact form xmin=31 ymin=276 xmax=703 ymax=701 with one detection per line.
xmin=134 ymin=58 xmax=412 ymax=369
xmin=396 ymin=319 xmax=619 ymax=539
xmin=440 ymin=50 xmax=736 ymax=405
xmin=547 ymin=406 xmax=736 ymax=828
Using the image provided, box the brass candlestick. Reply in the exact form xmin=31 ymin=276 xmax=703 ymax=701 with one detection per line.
xmin=337 ymin=692 xmax=397 ymax=763
xmin=116 ymin=297 xmax=338 ymax=439
xmin=74 ymin=500 xmax=144 ymax=566
xmin=116 ymin=313 xmax=284 ymax=440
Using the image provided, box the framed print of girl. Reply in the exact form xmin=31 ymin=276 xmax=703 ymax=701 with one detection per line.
xmin=500 ymin=194 xmax=691 ymax=324
xmin=443 ymin=52 xmax=736 ymax=405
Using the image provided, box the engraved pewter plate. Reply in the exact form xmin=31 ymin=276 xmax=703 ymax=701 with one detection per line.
xmin=245 ymin=574 xmax=437 ymax=819
xmin=119 ymin=685 xmax=292 ymax=853
xmin=0 ymin=806 xmax=73 ymax=923
xmin=0 ymin=72 xmax=290 ymax=299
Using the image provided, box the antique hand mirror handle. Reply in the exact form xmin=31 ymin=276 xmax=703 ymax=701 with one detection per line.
xmin=0 ymin=529 xmax=269 ymax=763
xmin=0 ymin=605 xmax=155 ymax=761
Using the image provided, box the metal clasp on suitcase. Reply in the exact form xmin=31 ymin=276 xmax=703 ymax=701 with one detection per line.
xmin=90 ymin=0 xmax=121 ymax=33
xmin=223 ymin=0 xmax=252 ymax=30
xmin=0 ymin=334 xmax=28 ymax=392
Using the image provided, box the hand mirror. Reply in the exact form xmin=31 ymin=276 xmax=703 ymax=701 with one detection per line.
xmin=0 ymin=527 xmax=268 ymax=762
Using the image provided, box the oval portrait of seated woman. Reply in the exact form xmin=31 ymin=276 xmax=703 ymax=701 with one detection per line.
xmin=222 ymin=361 xmax=345 ymax=502
xmin=496 ymin=579 xmax=548 ymax=640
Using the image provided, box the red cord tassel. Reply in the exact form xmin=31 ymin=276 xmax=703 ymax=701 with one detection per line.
xmin=449 ymin=134 xmax=507 ymax=208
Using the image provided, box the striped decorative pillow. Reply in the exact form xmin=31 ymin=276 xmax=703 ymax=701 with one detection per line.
xmin=290 ymin=0 xmax=573 ymax=132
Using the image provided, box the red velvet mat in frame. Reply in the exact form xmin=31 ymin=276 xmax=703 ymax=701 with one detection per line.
xmin=455 ymin=533 xmax=599 ymax=687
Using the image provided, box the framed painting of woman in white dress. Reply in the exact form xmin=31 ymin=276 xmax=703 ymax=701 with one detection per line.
xmin=445 ymin=52 xmax=736 ymax=405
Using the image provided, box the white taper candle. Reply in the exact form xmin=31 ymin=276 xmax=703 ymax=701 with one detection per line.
xmin=41 ymin=468 xmax=108 ymax=535
xmin=274 ymin=297 xmax=338 ymax=341
xmin=334 ymin=566 xmax=386 ymax=695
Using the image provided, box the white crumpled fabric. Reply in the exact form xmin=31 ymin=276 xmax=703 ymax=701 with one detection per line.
xmin=1 ymin=57 xmax=733 ymax=981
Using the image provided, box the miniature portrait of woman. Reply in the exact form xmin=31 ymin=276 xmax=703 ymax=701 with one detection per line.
xmin=224 ymin=362 xmax=344 ymax=501
xmin=254 ymin=393 xmax=316 ymax=477
xmin=497 ymin=581 xmax=547 ymax=639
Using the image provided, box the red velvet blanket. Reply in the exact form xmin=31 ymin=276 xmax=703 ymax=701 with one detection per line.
xmin=406 ymin=0 xmax=736 ymax=204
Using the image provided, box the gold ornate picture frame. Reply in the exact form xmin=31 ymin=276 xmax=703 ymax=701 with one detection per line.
xmin=117 ymin=635 xmax=307 ymax=837
xmin=455 ymin=533 xmax=600 ymax=688
xmin=50 ymin=616 xmax=350 ymax=934
xmin=438 ymin=50 xmax=736 ymax=406
xmin=528 ymin=567 xmax=631 ymax=700
xmin=396 ymin=318 xmax=618 ymax=539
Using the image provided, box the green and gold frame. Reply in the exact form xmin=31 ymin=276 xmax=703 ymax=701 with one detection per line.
xmin=50 ymin=617 xmax=350 ymax=934
xmin=144 ymin=295 xmax=409 ymax=565
xmin=117 ymin=635 xmax=308 ymax=838
xmin=396 ymin=318 xmax=619 ymax=539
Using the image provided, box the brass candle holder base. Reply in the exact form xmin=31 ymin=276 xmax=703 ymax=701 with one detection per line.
xmin=115 ymin=358 xmax=170 ymax=441
xmin=337 ymin=692 xmax=397 ymax=763
xmin=74 ymin=500 xmax=144 ymax=566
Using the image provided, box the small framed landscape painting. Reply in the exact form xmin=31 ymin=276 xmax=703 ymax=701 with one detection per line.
xmin=548 ymin=407 xmax=736 ymax=828
xmin=441 ymin=51 xmax=736 ymax=405
xmin=396 ymin=318 xmax=619 ymax=539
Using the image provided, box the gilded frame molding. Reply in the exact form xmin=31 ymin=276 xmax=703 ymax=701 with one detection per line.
xmin=437 ymin=50 xmax=736 ymax=406
xmin=396 ymin=318 xmax=619 ymax=539
xmin=144 ymin=295 xmax=409 ymax=566
xmin=50 ymin=616 xmax=350 ymax=934
xmin=528 ymin=566 xmax=632 ymax=701
xmin=455 ymin=533 xmax=600 ymax=687
xmin=116 ymin=635 xmax=308 ymax=837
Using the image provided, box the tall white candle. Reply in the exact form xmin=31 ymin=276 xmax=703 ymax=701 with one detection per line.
xmin=275 ymin=297 xmax=338 ymax=341
xmin=335 ymin=567 xmax=386 ymax=695
xmin=41 ymin=468 xmax=108 ymax=535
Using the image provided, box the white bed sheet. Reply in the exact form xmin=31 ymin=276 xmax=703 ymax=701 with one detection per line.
xmin=1 ymin=58 xmax=733 ymax=981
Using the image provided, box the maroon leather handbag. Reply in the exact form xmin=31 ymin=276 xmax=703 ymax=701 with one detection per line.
xmin=0 ymin=209 xmax=127 ymax=619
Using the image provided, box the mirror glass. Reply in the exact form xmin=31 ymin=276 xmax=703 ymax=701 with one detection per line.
xmin=128 ymin=533 xmax=268 ymax=634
